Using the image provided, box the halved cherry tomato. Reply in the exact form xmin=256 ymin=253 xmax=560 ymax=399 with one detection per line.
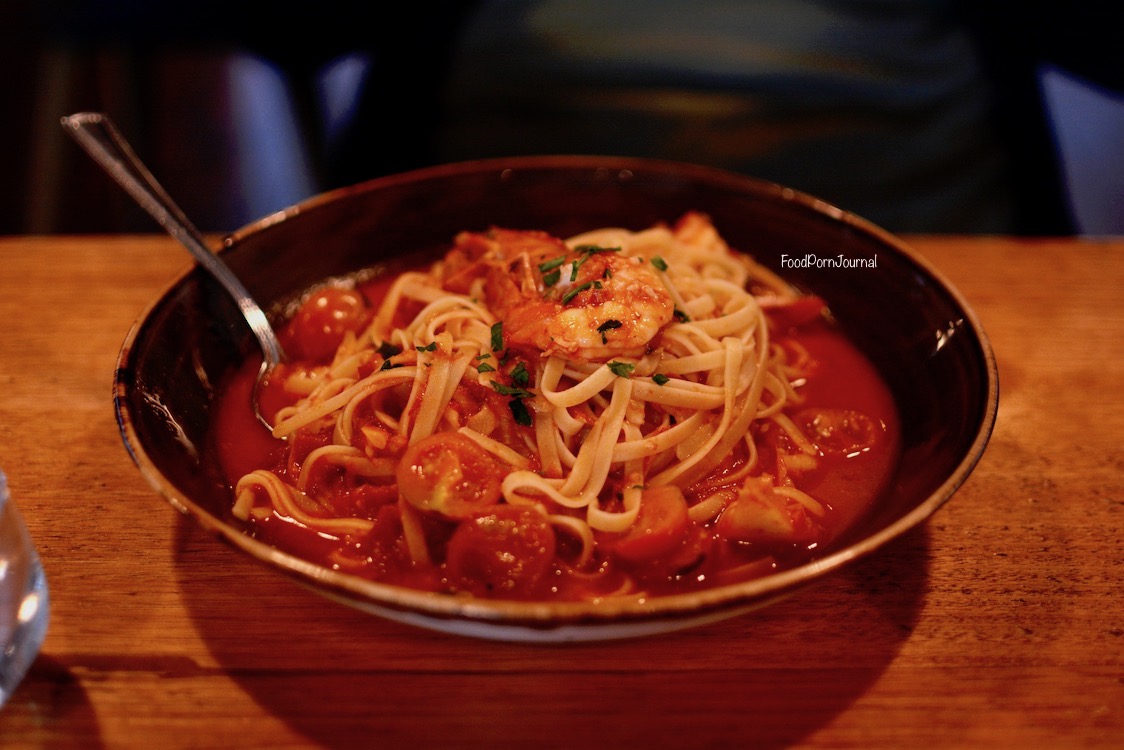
xmin=606 ymin=485 xmax=691 ymax=563
xmin=445 ymin=505 xmax=556 ymax=597
xmin=396 ymin=432 xmax=503 ymax=520
xmin=286 ymin=286 xmax=370 ymax=362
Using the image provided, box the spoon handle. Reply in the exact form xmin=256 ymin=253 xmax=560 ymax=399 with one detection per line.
xmin=60 ymin=112 xmax=284 ymax=368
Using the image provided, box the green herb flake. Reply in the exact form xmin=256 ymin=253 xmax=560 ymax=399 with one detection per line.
xmin=607 ymin=361 xmax=635 ymax=378
xmin=379 ymin=359 xmax=402 ymax=372
xmin=509 ymin=398 xmax=533 ymax=426
xmin=510 ymin=361 xmax=531 ymax=386
xmin=542 ymin=268 xmax=562 ymax=287
xmin=417 ymin=341 xmax=438 ymax=352
xmin=597 ymin=319 xmax=622 ymax=344
xmin=561 ymin=280 xmax=594 ymax=304
xmin=476 ymin=362 xmax=496 ymax=373
xmin=651 ymin=256 xmax=668 ymax=272
xmin=653 ymin=373 xmax=670 ymax=386
xmin=376 ymin=341 xmax=402 ymax=359
xmin=490 ymin=322 xmax=504 ymax=352
xmin=490 ymin=381 xmax=534 ymax=399
xmin=538 ymin=255 xmax=567 ymax=273
xmin=673 ymin=308 xmax=690 ymax=323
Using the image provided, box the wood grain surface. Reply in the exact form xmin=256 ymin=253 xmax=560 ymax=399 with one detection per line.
xmin=0 ymin=235 xmax=1120 ymax=749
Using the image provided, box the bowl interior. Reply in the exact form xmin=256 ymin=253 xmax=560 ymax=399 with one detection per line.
xmin=115 ymin=157 xmax=997 ymax=636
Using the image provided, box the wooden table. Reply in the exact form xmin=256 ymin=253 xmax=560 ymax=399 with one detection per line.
xmin=0 ymin=234 xmax=1119 ymax=749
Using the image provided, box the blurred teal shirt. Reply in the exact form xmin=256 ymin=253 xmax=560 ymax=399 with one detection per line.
xmin=437 ymin=0 xmax=1014 ymax=233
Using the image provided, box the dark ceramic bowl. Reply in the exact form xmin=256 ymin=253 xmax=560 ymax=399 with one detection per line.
xmin=115 ymin=156 xmax=998 ymax=641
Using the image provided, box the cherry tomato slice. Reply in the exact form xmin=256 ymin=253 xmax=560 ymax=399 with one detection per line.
xmin=396 ymin=432 xmax=503 ymax=520
xmin=286 ymin=286 xmax=370 ymax=362
xmin=445 ymin=505 xmax=556 ymax=597
xmin=607 ymin=485 xmax=691 ymax=563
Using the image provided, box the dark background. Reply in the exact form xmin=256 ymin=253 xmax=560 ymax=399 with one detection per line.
xmin=1 ymin=0 xmax=1121 ymax=237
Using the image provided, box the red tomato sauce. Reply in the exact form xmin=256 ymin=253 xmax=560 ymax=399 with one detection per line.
xmin=207 ymin=275 xmax=900 ymax=601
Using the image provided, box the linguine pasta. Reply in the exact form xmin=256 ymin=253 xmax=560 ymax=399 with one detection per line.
xmin=224 ymin=212 xmax=896 ymax=599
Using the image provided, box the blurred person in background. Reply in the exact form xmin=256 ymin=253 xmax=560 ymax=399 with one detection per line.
xmin=434 ymin=0 xmax=1124 ymax=234
xmin=2 ymin=0 xmax=1120 ymax=236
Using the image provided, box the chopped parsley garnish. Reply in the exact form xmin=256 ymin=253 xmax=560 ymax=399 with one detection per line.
xmin=673 ymin=308 xmax=690 ymax=323
xmin=490 ymin=322 xmax=504 ymax=352
xmin=508 ymin=398 xmax=533 ymax=426
xmin=376 ymin=341 xmax=402 ymax=359
xmin=561 ymin=280 xmax=602 ymax=305
xmin=607 ymin=361 xmax=635 ymax=378
xmin=377 ymin=340 xmax=404 ymax=370
xmin=490 ymin=381 xmax=534 ymax=399
xmin=653 ymin=373 xmax=670 ymax=386
xmin=538 ymin=255 xmax=567 ymax=273
xmin=597 ymin=319 xmax=622 ymax=344
xmin=417 ymin=341 xmax=437 ymax=352
xmin=651 ymin=256 xmax=668 ymax=272
xmin=539 ymin=255 xmax=566 ymax=288
xmin=489 ymin=375 xmax=534 ymax=426
xmin=510 ymin=361 xmax=530 ymax=387
xmin=476 ymin=362 xmax=495 ymax=373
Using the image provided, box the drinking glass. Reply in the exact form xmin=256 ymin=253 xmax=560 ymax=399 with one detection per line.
xmin=0 ymin=470 xmax=49 ymax=708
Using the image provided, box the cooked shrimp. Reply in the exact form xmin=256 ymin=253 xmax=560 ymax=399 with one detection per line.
xmin=446 ymin=228 xmax=675 ymax=362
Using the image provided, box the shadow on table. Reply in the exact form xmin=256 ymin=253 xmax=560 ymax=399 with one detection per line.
xmin=174 ymin=515 xmax=929 ymax=749
xmin=0 ymin=655 xmax=104 ymax=747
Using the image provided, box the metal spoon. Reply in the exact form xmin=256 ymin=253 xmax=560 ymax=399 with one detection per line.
xmin=61 ymin=111 xmax=284 ymax=430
